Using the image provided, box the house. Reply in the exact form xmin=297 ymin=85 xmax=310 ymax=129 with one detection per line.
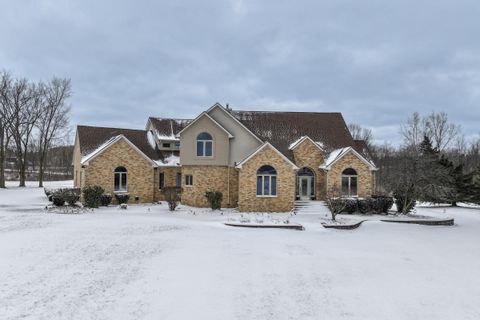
xmin=72 ymin=103 xmax=377 ymax=212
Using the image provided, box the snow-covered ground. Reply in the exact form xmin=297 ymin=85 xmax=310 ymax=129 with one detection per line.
xmin=1 ymin=181 xmax=480 ymax=320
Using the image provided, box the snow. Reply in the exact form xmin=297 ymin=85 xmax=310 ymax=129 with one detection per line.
xmin=321 ymin=147 xmax=350 ymax=168
xmin=155 ymin=154 xmax=180 ymax=167
xmin=146 ymin=130 xmax=157 ymax=149
xmin=1 ymin=182 xmax=480 ymax=319
xmin=81 ymin=136 xmax=119 ymax=164
xmin=288 ymin=136 xmax=305 ymax=150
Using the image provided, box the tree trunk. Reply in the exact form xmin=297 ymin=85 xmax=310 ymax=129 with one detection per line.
xmin=0 ymin=127 xmax=5 ymax=188
xmin=38 ymin=153 xmax=45 ymax=187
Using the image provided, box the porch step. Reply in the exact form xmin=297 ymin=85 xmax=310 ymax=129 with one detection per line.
xmin=293 ymin=200 xmax=328 ymax=214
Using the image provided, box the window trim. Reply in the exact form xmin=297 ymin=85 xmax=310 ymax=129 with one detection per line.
xmin=256 ymin=165 xmax=277 ymax=197
xmin=341 ymin=168 xmax=358 ymax=197
xmin=176 ymin=172 xmax=182 ymax=187
xmin=114 ymin=167 xmax=128 ymax=193
xmin=159 ymin=172 xmax=165 ymax=190
xmin=185 ymin=174 xmax=193 ymax=187
xmin=196 ymin=132 xmax=214 ymax=158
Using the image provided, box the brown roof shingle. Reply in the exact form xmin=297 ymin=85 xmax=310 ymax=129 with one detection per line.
xmin=148 ymin=117 xmax=192 ymax=137
xmin=231 ymin=110 xmax=356 ymax=160
xmin=77 ymin=125 xmax=165 ymax=162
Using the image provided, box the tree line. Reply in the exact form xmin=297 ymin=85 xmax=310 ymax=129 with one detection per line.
xmin=0 ymin=71 xmax=71 ymax=188
xmin=350 ymin=112 xmax=480 ymax=212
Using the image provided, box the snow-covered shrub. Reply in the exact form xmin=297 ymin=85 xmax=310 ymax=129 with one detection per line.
xmin=358 ymin=198 xmax=374 ymax=214
xmin=343 ymin=199 xmax=358 ymax=214
xmin=394 ymin=195 xmax=416 ymax=214
xmin=115 ymin=193 xmax=130 ymax=204
xmin=100 ymin=194 xmax=112 ymax=206
xmin=205 ymin=191 xmax=223 ymax=210
xmin=372 ymin=195 xmax=394 ymax=213
xmin=82 ymin=185 xmax=104 ymax=208
xmin=52 ymin=195 xmax=65 ymax=206
xmin=60 ymin=188 xmax=81 ymax=206
xmin=161 ymin=187 xmax=181 ymax=211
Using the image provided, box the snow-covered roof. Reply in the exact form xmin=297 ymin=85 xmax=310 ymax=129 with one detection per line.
xmin=235 ymin=142 xmax=299 ymax=170
xmin=176 ymin=112 xmax=234 ymax=139
xmin=155 ymin=154 xmax=180 ymax=167
xmin=320 ymin=147 xmax=377 ymax=171
xmin=288 ymin=136 xmax=325 ymax=152
xmin=80 ymin=135 xmax=157 ymax=167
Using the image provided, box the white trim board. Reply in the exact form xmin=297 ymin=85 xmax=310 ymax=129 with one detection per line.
xmin=81 ymin=135 xmax=158 ymax=167
xmin=235 ymin=142 xmax=299 ymax=170
xmin=288 ymin=136 xmax=325 ymax=152
xmin=320 ymin=147 xmax=377 ymax=171
xmin=176 ymin=111 xmax=234 ymax=139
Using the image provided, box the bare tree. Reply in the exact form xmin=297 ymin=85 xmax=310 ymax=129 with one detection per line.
xmin=348 ymin=123 xmax=373 ymax=147
xmin=400 ymin=112 xmax=424 ymax=148
xmin=2 ymin=78 xmax=43 ymax=187
xmin=0 ymin=71 xmax=14 ymax=188
xmin=36 ymin=78 xmax=71 ymax=187
xmin=423 ymin=112 xmax=460 ymax=151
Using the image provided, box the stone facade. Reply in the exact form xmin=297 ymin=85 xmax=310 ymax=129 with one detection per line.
xmin=326 ymin=150 xmax=374 ymax=198
xmin=291 ymin=138 xmax=327 ymax=200
xmin=84 ymin=139 xmax=155 ymax=203
xmin=180 ymin=165 xmax=239 ymax=208
xmin=238 ymin=145 xmax=296 ymax=212
xmin=153 ymin=167 xmax=182 ymax=202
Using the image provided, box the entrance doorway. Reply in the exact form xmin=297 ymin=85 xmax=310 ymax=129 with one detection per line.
xmin=297 ymin=167 xmax=315 ymax=200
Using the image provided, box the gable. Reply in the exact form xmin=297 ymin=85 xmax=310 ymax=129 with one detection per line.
xmin=321 ymin=147 xmax=377 ymax=171
xmin=236 ymin=143 xmax=299 ymax=170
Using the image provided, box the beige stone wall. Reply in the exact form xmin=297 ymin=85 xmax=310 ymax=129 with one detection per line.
xmin=72 ymin=132 xmax=83 ymax=189
xmin=292 ymin=138 xmax=327 ymax=200
xmin=238 ymin=145 xmax=296 ymax=212
xmin=84 ymin=139 xmax=155 ymax=203
xmin=326 ymin=151 xmax=374 ymax=198
xmin=153 ymin=167 xmax=182 ymax=201
xmin=180 ymin=165 xmax=238 ymax=208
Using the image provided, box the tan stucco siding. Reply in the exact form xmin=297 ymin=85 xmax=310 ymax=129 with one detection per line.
xmin=238 ymin=145 xmax=296 ymax=212
xmin=326 ymin=151 xmax=374 ymax=198
xmin=84 ymin=139 xmax=155 ymax=203
xmin=179 ymin=115 xmax=230 ymax=166
xmin=208 ymin=106 xmax=262 ymax=166
xmin=72 ymin=132 xmax=83 ymax=189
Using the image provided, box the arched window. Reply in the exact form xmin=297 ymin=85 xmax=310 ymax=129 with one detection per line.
xmin=257 ymin=165 xmax=277 ymax=196
xmin=114 ymin=166 xmax=127 ymax=192
xmin=342 ymin=168 xmax=357 ymax=197
xmin=196 ymin=132 xmax=213 ymax=157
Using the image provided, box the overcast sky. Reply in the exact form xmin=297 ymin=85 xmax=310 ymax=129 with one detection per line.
xmin=1 ymin=0 xmax=479 ymax=145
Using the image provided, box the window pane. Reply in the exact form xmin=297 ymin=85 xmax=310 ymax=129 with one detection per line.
xmin=257 ymin=176 xmax=262 ymax=195
xmin=264 ymin=176 xmax=270 ymax=195
xmin=350 ymin=177 xmax=357 ymax=196
xmin=342 ymin=177 xmax=349 ymax=196
xmin=159 ymin=173 xmax=164 ymax=189
xmin=114 ymin=173 xmax=120 ymax=191
xmin=121 ymin=173 xmax=127 ymax=191
xmin=271 ymin=176 xmax=277 ymax=196
xmin=205 ymin=141 xmax=212 ymax=156
xmin=196 ymin=141 xmax=203 ymax=156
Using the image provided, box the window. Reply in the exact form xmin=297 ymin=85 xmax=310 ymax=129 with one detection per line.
xmin=185 ymin=175 xmax=193 ymax=186
xmin=196 ymin=132 xmax=213 ymax=157
xmin=159 ymin=172 xmax=165 ymax=189
xmin=162 ymin=142 xmax=171 ymax=148
xmin=175 ymin=142 xmax=180 ymax=149
xmin=256 ymin=165 xmax=277 ymax=196
xmin=342 ymin=168 xmax=358 ymax=197
xmin=114 ymin=166 xmax=127 ymax=192
xmin=176 ymin=173 xmax=182 ymax=187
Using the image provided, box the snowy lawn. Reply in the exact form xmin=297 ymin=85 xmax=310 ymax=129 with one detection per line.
xmin=1 ymin=181 xmax=480 ymax=320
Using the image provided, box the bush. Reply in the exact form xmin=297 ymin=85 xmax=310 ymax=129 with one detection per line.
xmin=161 ymin=187 xmax=181 ymax=211
xmin=395 ymin=195 xmax=416 ymax=214
xmin=372 ymin=195 xmax=394 ymax=214
xmin=326 ymin=196 xmax=395 ymax=215
xmin=115 ymin=193 xmax=130 ymax=204
xmin=82 ymin=185 xmax=104 ymax=208
xmin=52 ymin=196 xmax=65 ymax=206
xmin=61 ymin=188 xmax=81 ymax=206
xmin=100 ymin=194 xmax=112 ymax=206
xmin=205 ymin=191 xmax=223 ymax=210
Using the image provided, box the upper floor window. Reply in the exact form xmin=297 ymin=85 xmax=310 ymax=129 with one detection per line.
xmin=162 ymin=142 xmax=171 ymax=148
xmin=114 ymin=166 xmax=127 ymax=192
xmin=342 ymin=168 xmax=357 ymax=197
xmin=257 ymin=165 xmax=277 ymax=196
xmin=196 ymin=132 xmax=213 ymax=157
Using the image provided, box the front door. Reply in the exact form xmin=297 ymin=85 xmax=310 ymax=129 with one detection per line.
xmin=298 ymin=176 xmax=312 ymax=200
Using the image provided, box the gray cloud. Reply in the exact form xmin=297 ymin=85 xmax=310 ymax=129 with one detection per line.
xmin=1 ymin=0 xmax=479 ymax=145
